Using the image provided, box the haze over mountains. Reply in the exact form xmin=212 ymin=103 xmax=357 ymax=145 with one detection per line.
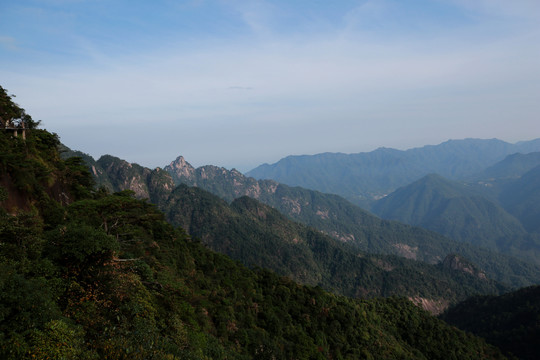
xmin=246 ymin=138 xmax=540 ymax=207
xmin=5 ymin=87 xmax=529 ymax=357
xmin=8 ymin=130 xmax=509 ymax=359
xmin=63 ymin=140 xmax=540 ymax=290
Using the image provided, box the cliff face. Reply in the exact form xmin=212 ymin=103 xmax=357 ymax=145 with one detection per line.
xmin=95 ymin=155 xmax=174 ymax=206
xmin=164 ymin=156 xmax=279 ymax=202
xmin=164 ymin=156 xmax=195 ymax=180
xmin=68 ymin=152 xmax=540 ymax=291
xmin=442 ymin=254 xmax=487 ymax=280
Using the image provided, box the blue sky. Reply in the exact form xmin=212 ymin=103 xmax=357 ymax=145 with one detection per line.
xmin=1 ymin=0 xmax=539 ymax=171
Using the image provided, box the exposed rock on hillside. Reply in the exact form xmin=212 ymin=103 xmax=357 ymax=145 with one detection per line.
xmin=442 ymin=254 xmax=487 ymax=280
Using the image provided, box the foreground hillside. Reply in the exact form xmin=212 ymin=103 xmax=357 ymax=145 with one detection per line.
xmin=0 ymin=87 xmax=506 ymax=359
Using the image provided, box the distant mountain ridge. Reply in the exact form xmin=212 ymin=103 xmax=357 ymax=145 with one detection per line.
xmin=1 ymin=86 xmax=510 ymax=359
xmin=246 ymin=138 xmax=540 ymax=206
xmin=499 ymin=164 xmax=540 ymax=233
xmin=475 ymin=152 xmax=540 ymax=181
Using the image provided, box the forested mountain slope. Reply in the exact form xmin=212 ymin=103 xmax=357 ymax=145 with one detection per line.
xmin=442 ymin=285 xmax=540 ymax=360
xmin=69 ymin=152 xmax=540 ymax=289
xmin=474 ymin=152 xmax=540 ymax=182
xmin=161 ymin=184 xmax=507 ymax=313
xmin=499 ymin=164 xmax=540 ymax=234
xmin=371 ymin=174 xmax=540 ymax=263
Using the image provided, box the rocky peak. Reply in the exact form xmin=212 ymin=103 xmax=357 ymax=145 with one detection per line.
xmin=164 ymin=156 xmax=195 ymax=182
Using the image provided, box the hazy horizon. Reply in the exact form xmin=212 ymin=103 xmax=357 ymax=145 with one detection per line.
xmin=69 ymin=136 xmax=539 ymax=174
xmin=2 ymin=0 xmax=539 ymax=171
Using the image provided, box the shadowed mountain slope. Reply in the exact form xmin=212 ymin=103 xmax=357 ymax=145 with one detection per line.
xmin=442 ymin=285 xmax=540 ymax=360
xmin=66 ymin=152 xmax=540 ymax=289
xmin=476 ymin=152 xmax=540 ymax=181
xmin=161 ymin=156 xmax=540 ymax=288
xmin=370 ymin=174 xmax=540 ymax=263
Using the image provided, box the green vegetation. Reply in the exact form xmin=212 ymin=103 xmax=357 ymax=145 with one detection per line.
xmin=83 ymin=151 xmax=540 ymax=289
xmin=476 ymin=152 xmax=540 ymax=181
xmin=442 ymin=286 xmax=540 ymax=360
xmin=0 ymin=85 xmax=39 ymax=129
xmin=1 ymin=86 xmax=508 ymax=359
xmin=499 ymin=165 xmax=540 ymax=233
xmin=163 ymin=184 xmax=507 ymax=308
xmin=0 ymin=192 xmax=507 ymax=359
xmin=371 ymin=174 xmax=540 ymax=263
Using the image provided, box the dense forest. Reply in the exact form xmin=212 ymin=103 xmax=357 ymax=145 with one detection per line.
xmin=0 ymin=86 xmax=509 ymax=358
xmin=442 ymin=285 xmax=540 ymax=360
xmin=162 ymin=184 xmax=506 ymax=309
xmin=68 ymin=150 xmax=540 ymax=289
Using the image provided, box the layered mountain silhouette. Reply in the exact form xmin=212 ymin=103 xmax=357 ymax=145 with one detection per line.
xmin=246 ymin=138 xmax=540 ymax=206
xmin=475 ymin=152 xmax=540 ymax=182
xmin=61 ymin=150 xmax=540 ymax=290
xmin=0 ymin=86 xmax=515 ymax=358
xmin=499 ymin=164 xmax=540 ymax=233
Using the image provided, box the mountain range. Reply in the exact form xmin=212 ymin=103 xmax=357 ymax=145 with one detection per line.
xmin=60 ymin=150 xmax=515 ymax=313
xmin=246 ymin=138 xmax=540 ymax=206
xmin=59 ymin=147 xmax=540 ymax=293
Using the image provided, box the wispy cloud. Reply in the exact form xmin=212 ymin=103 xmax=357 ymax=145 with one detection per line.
xmin=1 ymin=0 xmax=539 ymax=169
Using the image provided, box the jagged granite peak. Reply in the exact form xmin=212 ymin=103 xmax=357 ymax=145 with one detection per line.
xmin=97 ymin=155 xmax=152 ymax=199
xmin=66 ymin=151 xmax=540 ymax=289
xmin=163 ymin=156 xmax=279 ymax=202
xmin=164 ymin=155 xmax=195 ymax=181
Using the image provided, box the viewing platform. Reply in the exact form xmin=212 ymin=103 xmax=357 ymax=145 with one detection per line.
xmin=2 ymin=126 xmax=27 ymax=140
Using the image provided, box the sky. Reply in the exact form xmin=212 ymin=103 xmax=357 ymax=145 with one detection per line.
xmin=1 ymin=0 xmax=539 ymax=172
